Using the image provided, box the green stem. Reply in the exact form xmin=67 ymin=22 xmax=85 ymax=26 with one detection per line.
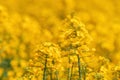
xmin=83 ymin=66 xmax=86 ymax=80
xmin=50 ymin=60 xmax=54 ymax=80
xmin=43 ymin=55 xmax=47 ymax=80
xmin=68 ymin=56 xmax=71 ymax=80
xmin=77 ymin=54 xmax=81 ymax=80
xmin=70 ymin=63 xmax=73 ymax=80
xmin=50 ymin=70 xmax=53 ymax=80
xmin=55 ymin=71 xmax=59 ymax=80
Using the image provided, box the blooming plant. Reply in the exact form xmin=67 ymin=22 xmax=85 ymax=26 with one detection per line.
xmin=0 ymin=0 xmax=120 ymax=80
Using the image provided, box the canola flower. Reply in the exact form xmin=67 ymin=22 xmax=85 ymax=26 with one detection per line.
xmin=58 ymin=15 xmax=93 ymax=80
xmin=21 ymin=16 xmax=93 ymax=80
xmin=21 ymin=15 xmax=120 ymax=80
xmin=22 ymin=42 xmax=62 ymax=80
xmin=21 ymin=16 xmax=115 ymax=80
xmin=0 ymin=0 xmax=120 ymax=80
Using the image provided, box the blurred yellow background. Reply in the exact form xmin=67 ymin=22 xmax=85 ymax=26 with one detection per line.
xmin=0 ymin=0 xmax=120 ymax=80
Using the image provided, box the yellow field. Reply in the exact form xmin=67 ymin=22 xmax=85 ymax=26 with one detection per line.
xmin=0 ymin=0 xmax=120 ymax=80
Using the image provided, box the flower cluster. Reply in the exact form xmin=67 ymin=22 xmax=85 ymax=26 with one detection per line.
xmin=21 ymin=16 xmax=99 ymax=80
xmin=0 ymin=0 xmax=120 ymax=80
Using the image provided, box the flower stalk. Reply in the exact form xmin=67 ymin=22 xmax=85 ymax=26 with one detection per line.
xmin=77 ymin=54 xmax=82 ymax=80
xmin=43 ymin=55 xmax=47 ymax=80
